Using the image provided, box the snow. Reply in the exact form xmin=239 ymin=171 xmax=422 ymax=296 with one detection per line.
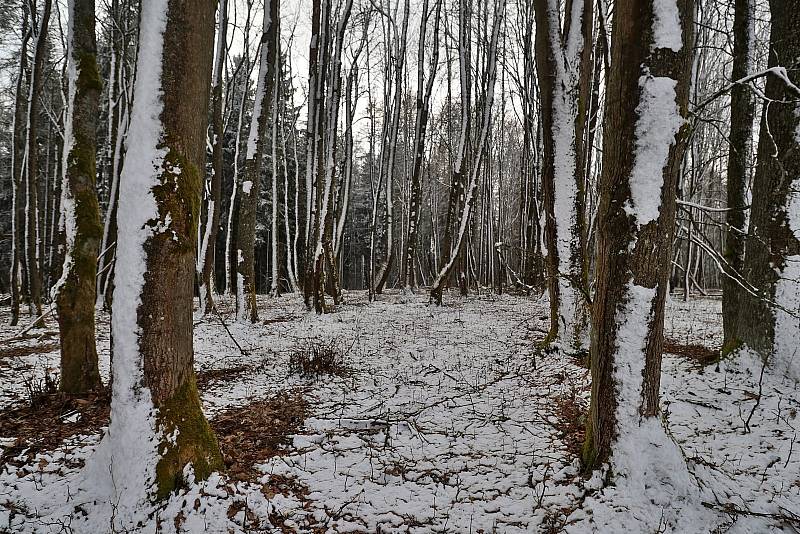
xmin=652 ymin=0 xmax=683 ymax=52
xmin=628 ymin=74 xmax=684 ymax=227
xmin=82 ymin=0 xmax=170 ymax=526
xmin=1 ymin=292 xmax=798 ymax=532
xmin=52 ymin=0 xmax=78 ymax=298
xmin=773 ymin=146 xmax=800 ymax=381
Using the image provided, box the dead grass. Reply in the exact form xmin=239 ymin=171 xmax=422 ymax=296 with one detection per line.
xmin=196 ymin=364 xmax=251 ymax=390
xmin=0 ymin=342 xmax=58 ymax=360
xmin=0 ymin=389 xmax=110 ymax=466
xmin=210 ymin=390 xmax=308 ymax=483
xmin=552 ymin=386 xmax=588 ymax=460
xmin=289 ymin=340 xmax=348 ymax=378
xmin=664 ymin=338 xmax=719 ymax=368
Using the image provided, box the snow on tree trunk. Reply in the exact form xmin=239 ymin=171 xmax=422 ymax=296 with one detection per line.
xmin=24 ymin=0 xmax=53 ymax=323
xmin=55 ymin=0 xmax=103 ymax=394
xmin=533 ymin=0 xmax=590 ymax=350
xmin=270 ymin=46 xmax=281 ymax=297
xmin=235 ymin=0 xmax=279 ymax=322
xmin=305 ymin=0 xmax=352 ymax=312
xmin=84 ymin=0 xmax=222 ymax=524
xmin=430 ymin=0 xmax=504 ymax=305
xmin=9 ymin=11 xmax=31 ymax=327
xmin=739 ymin=0 xmax=800 ymax=381
xmin=198 ymin=0 xmax=228 ymax=313
xmin=581 ymin=0 xmax=706 ymax=529
xmin=404 ymin=0 xmax=441 ymax=292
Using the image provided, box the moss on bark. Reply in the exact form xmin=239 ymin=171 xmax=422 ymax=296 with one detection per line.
xmin=154 ymin=377 xmax=222 ymax=499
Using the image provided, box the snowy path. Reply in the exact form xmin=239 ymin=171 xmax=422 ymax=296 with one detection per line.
xmin=0 ymin=291 xmax=798 ymax=533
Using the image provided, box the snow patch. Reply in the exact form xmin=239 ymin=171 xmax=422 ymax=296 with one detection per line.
xmin=652 ymin=0 xmax=683 ymax=52
xmin=628 ymin=74 xmax=683 ymax=227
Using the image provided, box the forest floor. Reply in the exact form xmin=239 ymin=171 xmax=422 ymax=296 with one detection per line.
xmin=0 ymin=290 xmax=798 ymax=533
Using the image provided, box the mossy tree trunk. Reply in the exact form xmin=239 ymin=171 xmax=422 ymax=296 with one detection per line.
xmin=532 ymin=0 xmax=592 ymax=349
xmin=721 ymin=0 xmax=755 ymax=354
xmin=109 ymin=0 xmax=222 ymax=502
xmin=235 ymin=0 xmax=279 ymax=322
xmin=737 ymin=1 xmax=800 ymax=375
xmin=56 ymin=0 xmax=103 ymax=394
xmin=582 ymin=0 xmax=694 ymax=470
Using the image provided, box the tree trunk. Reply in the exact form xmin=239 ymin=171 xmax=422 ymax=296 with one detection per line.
xmin=25 ymin=0 xmax=53 ymax=323
xmin=106 ymin=0 xmax=221 ymax=515
xmin=56 ymin=0 xmax=103 ymax=394
xmin=431 ymin=0 xmax=504 ymax=305
xmin=9 ymin=12 xmax=31 ymax=327
xmin=198 ymin=0 xmax=228 ymax=313
xmin=533 ymin=0 xmax=591 ymax=350
xmin=738 ymin=0 xmax=800 ymax=380
xmin=583 ymin=0 xmax=694 ymax=480
xmin=374 ymin=0 xmax=410 ymax=295
xmin=404 ymin=0 xmax=442 ymax=291
xmin=721 ymin=0 xmax=753 ymax=352
xmin=235 ymin=0 xmax=280 ymax=322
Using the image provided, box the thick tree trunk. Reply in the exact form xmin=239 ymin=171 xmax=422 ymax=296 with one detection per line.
xmin=583 ymin=0 xmax=694 ymax=473
xmin=235 ymin=0 xmax=280 ymax=322
xmin=721 ymin=0 xmax=754 ymax=353
xmin=106 ymin=0 xmax=221 ymax=516
xmin=56 ymin=0 xmax=103 ymax=394
xmin=738 ymin=0 xmax=800 ymax=380
xmin=533 ymin=0 xmax=591 ymax=350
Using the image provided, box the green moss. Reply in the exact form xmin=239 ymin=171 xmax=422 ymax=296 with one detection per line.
xmin=77 ymin=51 xmax=103 ymax=93
xmin=581 ymin=417 xmax=598 ymax=474
xmin=538 ymin=324 xmax=558 ymax=350
xmin=150 ymin=149 xmax=202 ymax=252
xmin=155 ymin=376 xmax=223 ymax=499
xmin=720 ymin=337 xmax=742 ymax=359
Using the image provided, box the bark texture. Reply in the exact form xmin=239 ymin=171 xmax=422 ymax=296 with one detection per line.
xmin=583 ymin=0 xmax=694 ymax=470
xmin=721 ymin=0 xmax=754 ymax=353
xmin=57 ymin=0 xmax=103 ymax=394
xmin=140 ymin=0 xmax=222 ymax=496
xmin=737 ymin=1 xmax=800 ymax=365
xmin=236 ymin=0 xmax=279 ymax=322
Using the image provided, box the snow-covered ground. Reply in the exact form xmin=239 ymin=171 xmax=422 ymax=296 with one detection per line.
xmin=0 ymin=290 xmax=797 ymax=532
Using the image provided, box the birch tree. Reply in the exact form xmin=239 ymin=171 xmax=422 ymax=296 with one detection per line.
xmin=55 ymin=0 xmax=103 ymax=394
xmin=403 ymin=0 xmax=441 ymax=291
xmin=430 ymin=0 xmax=504 ymax=305
xmin=104 ymin=0 xmax=221 ymax=518
xmin=582 ymin=0 xmax=695 ymax=506
xmin=235 ymin=0 xmax=279 ymax=322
